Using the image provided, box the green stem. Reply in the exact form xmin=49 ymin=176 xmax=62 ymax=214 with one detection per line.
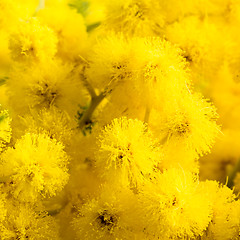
xmin=79 ymin=71 xmax=114 ymax=130
xmin=78 ymin=92 xmax=106 ymax=129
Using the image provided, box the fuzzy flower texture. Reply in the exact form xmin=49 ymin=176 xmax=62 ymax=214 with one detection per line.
xmin=1 ymin=0 xmax=240 ymax=240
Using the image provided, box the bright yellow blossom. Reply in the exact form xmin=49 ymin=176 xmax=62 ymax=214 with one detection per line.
xmin=0 ymin=203 xmax=59 ymax=239
xmin=8 ymin=18 xmax=58 ymax=63
xmin=154 ymin=93 xmax=219 ymax=164
xmin=139 ymin=168 xmax=212 ymax=239
xmin=16 ymin=107 xmax=74 ymax=145
xmin=38 ymin=4 xmax=88 ymax=62
xmin=98 ymin=0 xmax=165 ymax=36
xmin=200 ymin=181 xmax=240 ymax=240
xmin=96 ymin=117 xmax=161 ymax=187
xmin=7 ymin=60 xmax=87 ymax=119
xmin=73 ymin=185 xmax=140 ymax=240
xmin=0 ymin=133 xmax=69 ymax=202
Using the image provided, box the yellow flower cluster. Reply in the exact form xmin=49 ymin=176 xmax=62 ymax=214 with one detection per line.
xmin=0 ymin=0 xmax=240 ymax=239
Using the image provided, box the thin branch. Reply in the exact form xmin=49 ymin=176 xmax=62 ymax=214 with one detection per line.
xmin=80 ymin=73 xmax=97 ymax=98
xmin=78 ymin=91 xmax=106 ymax=129
xmin=78 ymin=76 xmax=114 ymax=131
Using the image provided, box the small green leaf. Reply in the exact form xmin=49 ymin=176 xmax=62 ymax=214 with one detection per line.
xmin=87 ymin=22 xmax=101 ymax=32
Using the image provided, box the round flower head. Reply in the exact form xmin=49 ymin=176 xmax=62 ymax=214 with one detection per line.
xmin=165 ymin=15 xmax=225 ymax=86
xmin=199 ymin=181 xmax=240 ymax=240
xmin=0 ymin=109 xmax=11 ymax=152
xmin=73 ymin=185 xmax=140 ymax=240
xmin=153 ymin=92 xmax=220 ymax=170
xmin=17 ymin=107 xmax=73 ymax=145
xmin=7 ymin=60 xmax=88 ymax=119
xmin=99 ymin=0 xmax=165 ymax=36
xmin=131 ymin=37 xmax=190 ymax=108
xmin=0 ymin=203 xmax=59 ymax=239
xmin=86 ymin=34 xmax=133 ymax=91
xmin=37 ymin=4 xmax=88 ymax=62
xmin=0 ymin=132 xmax=69 ymax=202
xmin=139 ymin=168 xmax=212 ymax=239
xmin=9 ymin=17 xmax=57 ymax=63
xmin=96 ymin=117 xmax=161 ymax=187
